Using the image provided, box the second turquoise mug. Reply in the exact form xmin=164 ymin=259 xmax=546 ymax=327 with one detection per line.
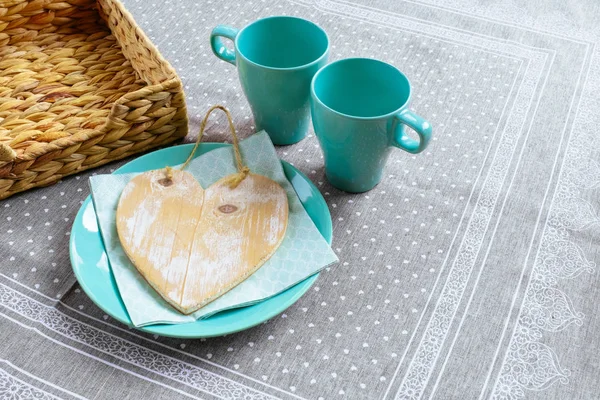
xmin=310 ymin=58 xmax=432 ymax=193
xmin=211 ymin=16 xmax=329 ymax=145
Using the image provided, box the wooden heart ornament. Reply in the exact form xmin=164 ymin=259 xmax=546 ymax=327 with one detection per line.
xmin=116 ymin=169 xmax=288 ymax=315
xmin=115 ymin=105 xmax=289 ymax=315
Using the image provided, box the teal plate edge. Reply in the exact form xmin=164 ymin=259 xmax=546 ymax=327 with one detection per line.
xmin=69 ymin=142 xmax=333 ymax=338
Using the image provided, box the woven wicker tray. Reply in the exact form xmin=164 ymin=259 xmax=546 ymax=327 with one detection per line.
xmin=0 ymin=0 xmax=188 ymax=199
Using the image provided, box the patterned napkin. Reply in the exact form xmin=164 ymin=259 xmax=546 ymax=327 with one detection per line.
xmin=89 ymin=132 xmax=338 ymax=327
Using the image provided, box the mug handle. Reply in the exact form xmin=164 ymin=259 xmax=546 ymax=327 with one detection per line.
xmin=210 ymin=25 xmax=239 ymax=66
xmin=392 ymin=110 xmax=432 ymax=154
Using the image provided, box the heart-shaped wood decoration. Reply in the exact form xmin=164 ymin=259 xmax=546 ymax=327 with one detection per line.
xmin=114 ymin=105 xmax=289 ymax=315
xmin=116 ymin=168 xmax=288 ymax=314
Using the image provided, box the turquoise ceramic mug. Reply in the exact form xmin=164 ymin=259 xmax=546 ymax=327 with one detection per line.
xmin=310 ymin=58 xmax=432 ymax=193
xmin=211 ymin=16 xmax=329 ymax=145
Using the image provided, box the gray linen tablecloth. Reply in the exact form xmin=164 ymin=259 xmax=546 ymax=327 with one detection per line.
xmin=1 ymin=0 xmax=599 ymax=399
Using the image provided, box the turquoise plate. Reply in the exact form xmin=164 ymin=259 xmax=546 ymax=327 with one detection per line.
xmin=70 ymin=143 xmax=332 ymax=338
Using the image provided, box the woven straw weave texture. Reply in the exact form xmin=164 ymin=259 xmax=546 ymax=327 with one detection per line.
xmin=0 ymin=0 xmax=188 ymax=199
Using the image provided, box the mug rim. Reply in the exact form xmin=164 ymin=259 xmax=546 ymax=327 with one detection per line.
xmin=310 ymin=57 xmax=412 ymax=120
xmin=235 ymin=16 xmax=330 ymax=71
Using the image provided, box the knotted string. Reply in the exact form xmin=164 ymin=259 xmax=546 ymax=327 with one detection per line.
xmin=165 ymin=105 xmax=250 ymax=188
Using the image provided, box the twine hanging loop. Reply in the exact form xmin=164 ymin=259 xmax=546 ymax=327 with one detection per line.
xmin=167 ymin=105 xmax=250 ymax=188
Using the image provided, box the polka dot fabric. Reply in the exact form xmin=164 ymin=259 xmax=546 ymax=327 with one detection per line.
xmin=100 ymin=3 xmax=513 ymax=396
xmin=6 ymin=0 xmax=586 ymax=399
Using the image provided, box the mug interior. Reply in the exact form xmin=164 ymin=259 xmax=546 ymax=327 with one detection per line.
xmin=312 ymin=58 xmax=410 ymax=118
xmin=237 ymin=17 xmax=328 ymax=69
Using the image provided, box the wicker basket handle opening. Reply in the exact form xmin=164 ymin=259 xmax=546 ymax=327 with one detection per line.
xmin=97 ymin=0 xmax=188 ymax=137
xmin=97 ymin=0 xmax=177 ymax=86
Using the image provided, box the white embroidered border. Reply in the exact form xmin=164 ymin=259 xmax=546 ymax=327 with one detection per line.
xmin=429 ymin=48 xmax=592 ymax=400
xmin=404 ymin=0 xmax=596 ymax=42
xmin=0 ymin=360 xmax=87 ymax=400
xmin=340 ymin=1 xmax=599 ymax=397
xmin=0 ymin=366 xmax=59 ymax=400
xmin=0 ymin=274 xmax=304 ymax=400
xmin=375 ymin=0 xmax=600 ymax=398
xmin=488 ymin=46 xmax=599 ymax=400
xmin=0 ymin=282 xmax=276 ymax=400
xmin=316 ymin=0 xmax=557 ymax=56
xmin=394 ymin=58 xmax=547 ymax=400
xmin=301 ymin=1 xmax=553 ymax=399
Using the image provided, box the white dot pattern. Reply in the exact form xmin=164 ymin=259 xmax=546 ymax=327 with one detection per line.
xmin=0 ymin=0 xmax=525 ymax=398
